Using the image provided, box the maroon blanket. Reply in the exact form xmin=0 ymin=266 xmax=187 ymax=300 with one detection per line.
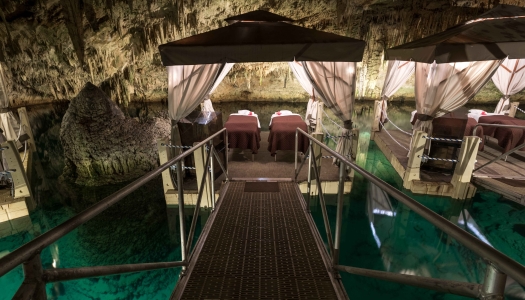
xmin=268 ymin=116 xmax=308 ymax=156
xmin=479 ymin=115 xmax=525 ymax=153
xmin=224 ymin=115 xmax=261 ymax=154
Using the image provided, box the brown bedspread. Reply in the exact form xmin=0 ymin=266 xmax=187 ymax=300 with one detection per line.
xmin=268 ymin=115 xmax=308 ymax=156
xmin=224 ymin=115 xmax=261 ymax=154
xmin=479 ymin=115 xmax=525 ymax=153
xmin=478 ymin=115 xmax=517 ymax=137
xmin=465 ymin=117 xmax=484 ymax=151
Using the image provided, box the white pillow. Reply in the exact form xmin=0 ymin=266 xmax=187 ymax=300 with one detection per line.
xmin=280 ymin=110 xmax=293 ymax=114
xmin=238 ymin=110 xmax=250 ymax=115
xmin=469 ymin=109 xmax=485 ymax=114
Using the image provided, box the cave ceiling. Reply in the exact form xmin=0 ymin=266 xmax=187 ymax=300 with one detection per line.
xmin=0 ymin=0 xmax=522 ymax=106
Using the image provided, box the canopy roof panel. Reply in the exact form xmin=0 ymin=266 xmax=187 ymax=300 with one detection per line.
xmin=385 ymin=5 xmax=525 ymax=63
xmin=159 ymin=10 xmax=366 ymax=65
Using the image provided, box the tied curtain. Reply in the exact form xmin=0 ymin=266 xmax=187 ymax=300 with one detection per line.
xmin=303 ymin=61 xmax=357 ymax=163
xmin=288 ymin=61 xmax=322 ymax=127
xmin=413 ymin=60 xmax=502 ymax=138
xmin=379 ymin=60 xmax=415 ymax=123
xmin=201 ymin=63 xmax=235 ymax=112
xmin=492 ymin=58 xmax=525 ymax=114
xmin=167 ymin=64 xmax=223 ymax=121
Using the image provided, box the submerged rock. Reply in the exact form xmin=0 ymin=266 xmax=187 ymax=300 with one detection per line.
xmin=60 ymin=82 xmax=170 ymax=186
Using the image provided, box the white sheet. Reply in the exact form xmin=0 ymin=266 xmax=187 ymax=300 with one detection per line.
xmin=269 ymin=111 xmax=301 ymax=126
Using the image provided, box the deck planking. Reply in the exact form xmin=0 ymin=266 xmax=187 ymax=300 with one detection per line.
xmin=373 ymin=130 xmax=525 ymax=205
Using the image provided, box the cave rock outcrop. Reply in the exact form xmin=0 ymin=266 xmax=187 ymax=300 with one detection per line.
xmin=60 ymin=82 xmax=170 ymax=186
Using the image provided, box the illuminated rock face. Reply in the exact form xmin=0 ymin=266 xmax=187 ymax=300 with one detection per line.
xmin=0 ymin=0 xmax=519 ymax=105
xmin=59 ymin=82 xmax=170 ymax=186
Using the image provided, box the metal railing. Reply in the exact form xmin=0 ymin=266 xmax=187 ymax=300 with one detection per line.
xmin=295 ymin=127 xmax=525 ymax=299
xmin=473 ymin=123 xmax=525 ymax=172
xmin=0 ymin=128 xmax=228 ymax=299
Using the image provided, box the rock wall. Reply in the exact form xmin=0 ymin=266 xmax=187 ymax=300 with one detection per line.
xmin=1 ymin=0 xmax=525 ymax=106
xmin=60 ymin=82 xmax=170 ymax=186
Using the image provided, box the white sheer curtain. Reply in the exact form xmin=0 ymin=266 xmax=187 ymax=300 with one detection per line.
xmin=380 ymin=60 xmax=415 ymax=122
xmin=492 ymin=58 xmax=525 ymax=114
xmin=167 ymin=64 xmax=222 ymax=121
xmin=303 ymin=61 xmax=357 ymax=163
xmin=289 ymin=61 xmax=321 ymax=126
xmin=413 ymin=60 xmax=502 ymax=136
xmin=201 ymin=63 xmax=235 ymax=112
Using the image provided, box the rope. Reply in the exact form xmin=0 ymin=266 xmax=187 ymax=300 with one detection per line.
xmin=424 ymin=136 xmax=463 ymax=143
xmin=419 ymin=155 xmax=458 ymax=163
xmin=514 ymin=105 xmax=525 ymax=114
xmin=14 ymin=124 xmax=23 ymax=142
xmin=380 ymin=108 xmax=413 ymax=136
xmin=320 ymin=122 xmax=339 ymax=144
xmin=161 ymin=143 xmax=192 ymax=149
xmin=379 ymin=120 xmax=409 ymax=151
xmin=323 ymin=110 xmax=344 ymax=130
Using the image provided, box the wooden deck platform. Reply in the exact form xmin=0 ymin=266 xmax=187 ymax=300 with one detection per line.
xmin=171 ymin=181 xmax=346 ymax=299
xmin=373 ymin=130 xmax=525 ymax=205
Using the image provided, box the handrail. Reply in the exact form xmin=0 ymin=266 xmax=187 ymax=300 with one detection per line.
xmin=295 ymin=127 xmax=525 ymax=288
xmin=0 ymin=128 xmax=227 ymax=278
xmin=473 ymin=123 xmax=525 ymax=172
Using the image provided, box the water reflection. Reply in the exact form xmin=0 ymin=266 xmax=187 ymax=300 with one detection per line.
xmin=0 ymin=100 xmax=524 ymax=300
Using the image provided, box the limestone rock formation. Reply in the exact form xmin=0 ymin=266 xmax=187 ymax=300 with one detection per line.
xmin=60 ymin=82 xmax=170 ymax=186
xmin=1 ymin=0 xmax=522 ymax=105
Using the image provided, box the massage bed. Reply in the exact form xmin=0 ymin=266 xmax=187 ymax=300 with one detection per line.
xmin=411 ymin=111 xmax=485 ymax=151
xmin=478 ymin=115 xmax=525 ymax=153
xmin=268 ymin=112 xmax=308 ymax=156
xmin=224 ymin=112 xmax=261 ymax=154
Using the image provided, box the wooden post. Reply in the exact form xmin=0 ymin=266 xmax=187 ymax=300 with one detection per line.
xmin=157 ymin=138 xmax=178 ymax=205
xmin=508 ymin=101 xmax=520 ymax=118
xmin=451 ymin=136 xmax=479 ymax=199
xmin=402 ymin=131 xmax=426 ymax=189
xmin=315 ymin=102 xmax=324 ymax=134
xmin=194 ymin=143 xmax=212 ymax=208
xmin=351 ymin=128 xmax=359 ymax=160
xmin=17 ymin=108 xmax=36 ymax=152
xmin=372 ymin=100 xmax=382 ymax=132
xmin=18 ymin=107 xmax=49 ymax=193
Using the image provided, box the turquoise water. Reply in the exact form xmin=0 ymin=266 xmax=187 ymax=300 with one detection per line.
xmin=1 ymin=101 xmax=524 ymax=299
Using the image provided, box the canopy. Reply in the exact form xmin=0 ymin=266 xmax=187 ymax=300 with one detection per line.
xmin=159 ymin=10 xmax=366 ymax=65
xmin=385 ymin=5 xmax=525 ymax=63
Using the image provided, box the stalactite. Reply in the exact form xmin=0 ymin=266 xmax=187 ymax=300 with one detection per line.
xmin=60 ymin=0 xmax=86 ymax=67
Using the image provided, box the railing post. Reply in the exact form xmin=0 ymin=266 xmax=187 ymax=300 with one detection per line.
xmin=333 ymin=161 xmax=345 ymax=267
xmin=224 ymin=129 xmax=228 ymax=176
xmin=176 ymin=160 xmax=187 ymax=271
xmin=451 ymin=136 xmax=479 ymax=200
xmin=403 ymin=130 xmax=426 ymax=189
xmin=209 ymin=141 xmax=215 ymax=210
xmin=18 ymin=252 xmax=46 ymax=300
xmin=194 ymin=143 xmax=212 ymax=207
xmin=310 ymin=132 xmax=324 ymax=198
xmin=480 ymin=263 xmax=506 ymax=300
xmin=306 ymin=140 xmax=313 ymax=211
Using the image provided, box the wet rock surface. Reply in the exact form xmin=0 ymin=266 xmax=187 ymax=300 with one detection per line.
xmin=59 ymin=82 xmax=170 ymax=186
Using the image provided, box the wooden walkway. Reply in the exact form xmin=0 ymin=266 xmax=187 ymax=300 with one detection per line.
xmin=373 ymin=130 xmax=525 ymax=205
xmin=171 ymin=181 xmax=346 ymax=300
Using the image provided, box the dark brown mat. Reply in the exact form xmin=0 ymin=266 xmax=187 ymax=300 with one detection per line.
xmin=244 ymin=181 xmax=280 ymax=192
xmin=494 ymin=178 xmax=525 ymax=188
